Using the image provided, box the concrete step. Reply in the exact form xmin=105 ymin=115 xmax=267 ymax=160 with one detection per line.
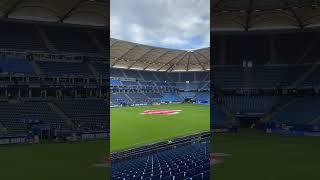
xmin=48 ymin=102 xmax=76 ymax=129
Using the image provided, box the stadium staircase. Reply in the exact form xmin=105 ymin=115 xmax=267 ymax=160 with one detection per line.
xmin=193 ymin=93 xmax=201 ymax=101
xmin=0 ymin=121 xmax=5 ymax=134
xmin=193 ymin=92 xmax=207 ymax=101
xmin=137 ymin=71 xmax=145 ymax=81
xmin=296 ymin=35 xmax=320 ymax=64
xmin=261 ymin=98 xmax=299 ymax=123
xmin=144 ymin=93 xmax=153 ymax=102
xmin=124 ymin=94 xmax=133 ymax=102
xmin=88 ymin=30 xmax=104 ymax=53
xmin=178 ymin=93 xmax=185 ymax=100
xmin=309 ymin=114 xmax=320 ymax=125
xmin=47 ymin=102 xmax=75 ymax=129
xmin=199 ymin=81 xmax=210 ymax=91
xmin=122 ymin=70 xmax=128 ymax=78
xmin=153 ymin=72 xmax=161 ymax=81
xmin=88 ymin=63 xmax=99 ymax=77
xmin=35 ymin=24 xmax=55 ymax=52
xmin=219 ymin=104 xmax=234 ymax=120
xmin=202 ymin=72 xmax=210 ymax=82
xmin=293 ymin=62 xmax=320 ymax=87
xmin=31 ymin=61 xmax=42 ymax=75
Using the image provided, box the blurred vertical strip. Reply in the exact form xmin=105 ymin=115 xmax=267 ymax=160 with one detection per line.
xmin=106 ymin=0 xmax=111 ymax=178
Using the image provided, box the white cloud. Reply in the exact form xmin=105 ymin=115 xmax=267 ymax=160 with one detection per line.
xmin=160 ymin=37 xmax=188 ymax=46
xmin=110 ymin=0 xmax=210 ymax=50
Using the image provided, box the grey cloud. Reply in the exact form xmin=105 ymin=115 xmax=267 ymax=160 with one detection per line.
xmin=111 ymin=0 xmax=209 ymax=50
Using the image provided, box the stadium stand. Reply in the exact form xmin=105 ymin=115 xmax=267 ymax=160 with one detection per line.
xmin=0 ymin=101 xmax=67 ymax=135
xmin=110 ymin=69 xmax=210 ymax=106
xmin=0 ymin=58 xmax=34 ymax=74
xmin=270 ymin=96 xmax=320 ymax=125
xmin=212 ymin=1 xmax=320 ymax=179
xmin=0 ymin=1 xmax=108 ymax=180
xmin=110 ymin=67 xmax=210 ymax=107
xmin=42 ymin=25 xmax=101 ymax=54
xmin=0 ymin=22 xmax=47 ymax=51
xmin=212 ymin=27 xmax=320 ymax=134
xmin=111 ymin=133 xmax=210 ymax=180
xmin=112 ymin=142 xmax=209 ymax=180
xmin=0 ymin=19 xmax=108 ymax=141
xmin=211 ymin=104 xmax=232 ymax=129
xmin=38 ymin=61 xmax=92 ymax=76
xmin=54 ymin=99 xmax=108 ymax=131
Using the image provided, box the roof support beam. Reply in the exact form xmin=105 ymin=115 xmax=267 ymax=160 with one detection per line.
xmin=7 ymin=5 xmax=60 ymax=18
xmin=186 ymin=53 xmax=191 ymax=71
xmin=128 ymin=48 xmax=155 ymax=69
xmin=214 ymin=0 xmax=225 ymax=8
xmin=283 ymin=1 xmax=305 ymax=29
xmin=59 ymin=0 xmax=85 ymax=23
xmin=110 ymin=39 xmax=120 ymax=48
xmin=143 ymin=51 xmax=171 ymax=70
xmin=156 ymin=52 xmax=186 ymax=71
xmin=112 ymin=45 xmax=138 ymax=66
xmin=166 ymin=52 xmax=189 ymax=72
xmin=4 ymin=0 xmax=24 ymax=18
xmin=193 ymin=51 xmax=210 ymax=70
xmin=244 ymin=0 xmax=254 ymax=31
xmin=191 ymin=53 xmax=206 ymax=71
xmin=118 ymin=45 xmax=138 ymax=60
xmin=193 ymin=51 xmax=210 ymax=62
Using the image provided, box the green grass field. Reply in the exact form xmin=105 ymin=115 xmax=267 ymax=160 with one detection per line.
xmin=211 ymin=131 xmax=320 ymax=180
xmin=110 ymin=103 xmax=210 ymax=152
xmin=0 ymin=140 xmax=108 ymax=180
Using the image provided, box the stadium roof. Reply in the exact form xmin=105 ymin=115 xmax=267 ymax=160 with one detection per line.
xmin=213 ymin=0 xmax=320 ymax=31
xmin=110 ymin=38 xmax=210 ymax=72
xmin=0 ymin=0 xmax=107 ymax=26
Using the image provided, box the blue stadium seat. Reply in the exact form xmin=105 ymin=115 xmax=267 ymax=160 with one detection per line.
xmin=111 ymin=142 xmax=210 ymax=180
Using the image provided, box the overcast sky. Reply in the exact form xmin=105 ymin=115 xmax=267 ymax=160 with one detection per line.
xmin=111 ymin=0 xmax=210 ymax=50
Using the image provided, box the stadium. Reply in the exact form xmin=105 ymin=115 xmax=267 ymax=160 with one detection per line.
xmin=0 ymin=1 xmax=108 ymax=180
xmin=110 ymin=39 xmax=211 ymax=179
xmin=212 ymin=0 xmax=320 ymax=179
xmin=109 ymin=1 xmax=210 ymax=179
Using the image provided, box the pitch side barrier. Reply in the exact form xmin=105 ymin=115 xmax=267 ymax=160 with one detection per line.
xmin=111 ymin=102 xmax=182 ymax=108
xmin=0 ymin=132 xmax=108 ymax=145
xmin=211 ymin=126 xmax=236 ymax=133
xmin=80 ymin=131 xmax=109 ymax=140
xmin=261 ymin=124 xmax=320 ymax=136
xmin=0 ymin=49 xmax=106 ymax=62
xmin=0 ymin=136 xmax=26 ymax=145
xmin=267 ymin=128 xmax=320 ymax=137
xmin=111 ymin=132 xmax=210 ymax=161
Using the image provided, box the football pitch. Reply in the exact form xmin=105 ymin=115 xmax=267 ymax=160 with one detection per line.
xmin=110 ymin=103 xmax=210 ymax=152
xmin=0 ymin=140 xmax=108 ymax=180
xmin=211 ymin=131 xmax=320 ymax=180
